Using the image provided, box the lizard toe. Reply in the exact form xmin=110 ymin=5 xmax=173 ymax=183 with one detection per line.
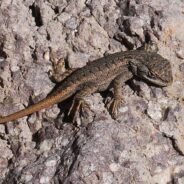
xmin=106 ymin=97 xmax=124 ymax=119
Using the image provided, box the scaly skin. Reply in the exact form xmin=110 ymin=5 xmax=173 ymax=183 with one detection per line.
xmin=0 ymin=49 xmax=173 ymax=124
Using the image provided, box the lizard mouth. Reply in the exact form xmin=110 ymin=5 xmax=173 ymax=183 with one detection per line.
xmin=141 ymin=74 xmax=168 ymax=87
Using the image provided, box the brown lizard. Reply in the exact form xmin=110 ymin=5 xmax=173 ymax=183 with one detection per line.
xmin=0 ymin=47 xmax=173 ymax=124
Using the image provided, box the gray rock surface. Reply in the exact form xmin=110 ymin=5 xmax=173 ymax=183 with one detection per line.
xmin=0 ymin=0 xmax=184 ymax=183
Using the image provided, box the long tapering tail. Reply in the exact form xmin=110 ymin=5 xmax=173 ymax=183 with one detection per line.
xmin=0 ymin=86 xmax=76 ymax=124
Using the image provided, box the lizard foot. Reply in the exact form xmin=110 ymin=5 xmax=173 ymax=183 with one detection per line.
xmin=68 ymin=98 xmax=91 ymax=125
xmin=105 ymin=97 xmax=124 ymax=119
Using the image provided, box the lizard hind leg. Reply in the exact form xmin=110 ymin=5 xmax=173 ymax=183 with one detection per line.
xmin=68 ymin=83 xmax=97 ymax=125
xmin=49 ymin=48 xmax=77 ymax=83
xmin=52 ymin=68 xmax=77 ymax=83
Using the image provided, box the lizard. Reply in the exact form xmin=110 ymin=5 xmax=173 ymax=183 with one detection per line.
xmin=0 ymin=46 xmax=173 ymax=124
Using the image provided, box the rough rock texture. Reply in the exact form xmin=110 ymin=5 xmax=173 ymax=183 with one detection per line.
xmin=0 ymin=0 xmax=184 ymax=183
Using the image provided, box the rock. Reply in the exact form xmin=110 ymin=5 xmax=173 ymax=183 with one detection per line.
xmin=25 ymin=64 xmax=54 ymax=96
xmin=176 ymin=49 xmax=184 ymax=59
xmin=65 ymin=16 xmax=79 ymax=30
xmin=0 ymin=0 xmax=184 ymax=183
xmin=67 ymin=51 xmax=90 ymax=68
xmin=85 ymin=0 xmax=120 ymax=38
xmin=70 ymin=16 xmax=109 ymax=58
xmin=147 ymin=101 xmax=163 ymax=121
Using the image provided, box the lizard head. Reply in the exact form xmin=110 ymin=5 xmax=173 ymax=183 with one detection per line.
xmin=129 ymin=53 xmax=173 ymax=87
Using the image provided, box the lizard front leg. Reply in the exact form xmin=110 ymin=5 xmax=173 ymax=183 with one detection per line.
xmin=106 ymin=71 xmax=133 ymax=119
xmin=68 ymin=83 xmax=98 ymax=124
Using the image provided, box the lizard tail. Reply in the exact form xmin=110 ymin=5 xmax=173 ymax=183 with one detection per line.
xmin=0 ymin=86 xmax=76 ymax=124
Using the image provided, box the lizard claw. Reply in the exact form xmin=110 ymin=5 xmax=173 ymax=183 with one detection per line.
xmin=105 ymin=97 xmax=124 ymax=119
